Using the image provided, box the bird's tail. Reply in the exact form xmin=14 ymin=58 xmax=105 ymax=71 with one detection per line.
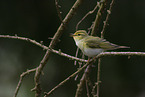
xmin=117 ymin=46 xmax=130 ymax=49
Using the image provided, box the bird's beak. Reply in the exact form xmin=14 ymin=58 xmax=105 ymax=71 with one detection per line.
xmin=70 ymin=33 xmax=75 ymax=37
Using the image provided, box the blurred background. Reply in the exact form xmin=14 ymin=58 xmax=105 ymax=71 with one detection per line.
xmin=0 ymin=0 xmax=145 ymax=97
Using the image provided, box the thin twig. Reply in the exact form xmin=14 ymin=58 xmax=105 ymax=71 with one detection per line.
xmin=97 ymin=58 xmax=101 ymax=97
xmin=44 ymin=61 xmax=90 ymax=97
xmin=55 ymin=0 xmax=62 ymax=22
xmin=101 ymin=0 xmax=115 ymax=38
xmin=0 ymin=35 xmax=87 ymax=63
xmin=13 ymin=68 xmax=36 ymax=97
xmin=44 ymin=51 xmax=145 ymax=97
xmin=75 ymin=58 xmax=93 ymax=97
xmin=91 ymin=0 xmax=107 ymax=36
xmin=76 ymin=2 xmax=99 ymax=31
xmin=33 ymin=0 xmax=84 ymax=96
xmin=0 ymin=35 xmax=48 ymax=50
xmin=86 ymin=79 xmax=90 ymax=97
xmin=87 ymin=22 xmax=94 ymax=34
xmin=1 ymin=35 xmax=145 ymax=97
xmin=96 ymin=52 xmax=145 ymax=58
xmin=75 ymin=1 xmax=107 ymax=96
xmin=91 ymin=82 xmax=98 ymax=96
xmin=1 ymin=35 xmax=145 ymax=58
xmin=75 ymin=66 xmax=89 ymax=97
xmin=96 ymin=1 xmax=115 ymax=96
xmin=74 ymin=1 xmax=99 ymax=65
xmin=74 ymin=48 xmax=80 ymax=65
xmin=49 ymin=48 xmax=87 ymax=62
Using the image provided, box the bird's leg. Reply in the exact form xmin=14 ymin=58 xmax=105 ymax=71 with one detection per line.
xmin=88 ymin=56 xmax=97 ymax=67
xmin=92 ymin=56 xmax=97 ymax=62
xmin=87 ymin=57 xmax=91 ymax=63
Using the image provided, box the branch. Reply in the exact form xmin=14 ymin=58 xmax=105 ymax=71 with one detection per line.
xmin=0 ymin=35 xmax=48 ymax=50
xmin=76 ymin=2 xmax=99 ymax=31
xmin=43 ymin=51 xmax=145 ymax=97
xmin=0 ymin=34 xmax=88 ymax=97
xmin=74 ymin=48 xmax=80 ymax=65
xmin=1 ymin=35 xmax=143 ymax=63
xmin=91 ymin=82 xmax=98 ymax=96
xmin=44 ymin=60 xmax=91 ymax=97
xmin=74 ymin=2 xmax=100 ymax=63
xmin=75 ymin=63 xmax=93 ymax=97
xmin=96 ymin=58 xmax=101 ymax=97
xmin=51 ymin=49 xmax=87 ymax=62
xmin=13 ymin=68 xmax=36 ymax=97
xmin=101 ymin=0 xmax=115 ymax=38
xmin=75 ymin=0 xmax=108 ymax=96
xmin=86 ymin=79 xmax=90 ymax=97
xmin=96 ymin=1 xmax=115 ymax=95
xmin=1 ymin=35 xmax=145 ymax=97
xmin=55 ymin=0 xmax=62 ymax=22
xmin=33 ymin=0 xmax=84 ymax=96
xmin=91 ymin=0 xmax=107 ymax=36
xmin=96 ymin=52 xmax=145 ymax=58
xmin=0 ymin=35 xmax=87 ymax=63
xmin=96 ymin=51 xmax=145 ymax=97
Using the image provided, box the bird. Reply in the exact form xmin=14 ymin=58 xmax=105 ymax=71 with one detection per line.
xmin=71 ymin=30 xmax=129 ymax=57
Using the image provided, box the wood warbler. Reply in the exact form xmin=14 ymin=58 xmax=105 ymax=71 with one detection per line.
xmin=71 ymin=30 xmax=129 ymax=57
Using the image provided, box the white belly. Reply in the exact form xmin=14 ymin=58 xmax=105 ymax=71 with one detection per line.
xmin=83 ymin=48 xmax=104 ymax=57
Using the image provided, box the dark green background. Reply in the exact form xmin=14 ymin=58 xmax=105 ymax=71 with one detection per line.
xmin=0 ymin=0 xmax=145 ymax=97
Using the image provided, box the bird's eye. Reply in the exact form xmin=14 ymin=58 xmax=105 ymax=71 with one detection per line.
xmin=77 ymin=34 xmax=81 ymax=36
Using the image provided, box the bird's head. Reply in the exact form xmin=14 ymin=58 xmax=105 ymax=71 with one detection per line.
xmin=71 ymin=30 xmax=88 ymax=41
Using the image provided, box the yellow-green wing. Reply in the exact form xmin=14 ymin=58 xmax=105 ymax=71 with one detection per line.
xmin=85 ymin=36 xmax=119 ymax=50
